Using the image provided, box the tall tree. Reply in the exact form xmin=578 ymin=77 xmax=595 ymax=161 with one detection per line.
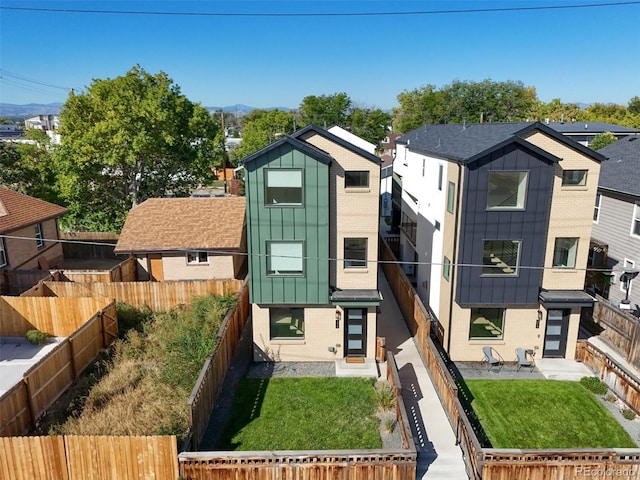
xmin=590 ymin=131 xmax=618 ymax=150
xmin=348 ymin=106 xmax=392 ymax=146
xmin=234 ymin=109 xmax=295 ymax=159
xmin=55 ymin=65 xmax=220 ymax=231
xmin=299 ymin=93 xmax=351 ymax=128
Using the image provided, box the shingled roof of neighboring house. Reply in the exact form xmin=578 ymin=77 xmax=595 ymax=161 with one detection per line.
xmin=547 ymin=121 xmax=640 ymax=135
xmin=597 ymin=135 xmax=640 ymax=197
xmin=0 ymin=186 xmax=67 ymax=233
xmin=114 ymin=197 xmax=246 ymax=254
xmin=396 ymin=121 xmax=606 ymax=164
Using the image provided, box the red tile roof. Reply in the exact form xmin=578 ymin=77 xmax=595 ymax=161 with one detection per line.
xmin=0 ymin=186 xmax=67 ymax=233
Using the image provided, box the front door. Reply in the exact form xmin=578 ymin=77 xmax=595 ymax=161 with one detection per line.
xmin=344 ymin=308 xmax=367 ymax=358
xmin=543 ymin=309 xmax=569 ymax=358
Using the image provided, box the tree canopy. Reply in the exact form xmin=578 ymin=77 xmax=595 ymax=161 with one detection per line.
xmin=234 ymin=109 xmax=295 ymax=159
xmin=55 ymin=65 xmax=220 ymax=231
xmin=589 ymin=131 xmax=618 ymax=151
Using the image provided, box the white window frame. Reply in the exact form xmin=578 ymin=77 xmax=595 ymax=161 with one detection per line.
xmin=0 ymin=238 xmax=7 ymax=267
xmin=267 ymin=241 xmax=304 ymax=276
xmin=631 ymin=202 xmax=640 ymax=238
xmin=35 ymin=223 xmax=44 ymax=248
xmin=552 ymin=237 xmax=579 ymax=269
xmin=593 ymin=193 xmax=601 ymax=223
xmin=620 ymin=259 xmax=636 ymax=294
xmin=486 ymin=171 xmax=528 ymax=210
xmin=186 ymin=251 xmax=208 ymax=265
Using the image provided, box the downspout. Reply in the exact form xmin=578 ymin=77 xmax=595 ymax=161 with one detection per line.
xmin=446 ymin=162 xmax=463 ymax=354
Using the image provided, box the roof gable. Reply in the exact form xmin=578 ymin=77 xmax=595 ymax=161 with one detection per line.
xmin=239 ymin=135 xmax=333 ymax=167
xmin=0 ymin=187 xmax=67 ymax=233
xmin=114 ymin=197 xmax=246 ymax=253
xmin=292 ymin=125 xmax=381 ymax=164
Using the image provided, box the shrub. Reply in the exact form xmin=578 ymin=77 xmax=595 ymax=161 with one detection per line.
xmin=26 ymin=329 xmax=50 ymax=345
xmin=115 ymin=302 xmax=153 ymax=337
xmin=580 ymin=376 xmax=608 ymax=395
xmin=605 ymin=393 xmax=617 ymax=403
xmin=381 ymin=411 xmax=396 ymax=433
xmin=374 ymin=381 xmax=396 ymax=411
xmin=622 ymin=408 xmax=636 ymax=421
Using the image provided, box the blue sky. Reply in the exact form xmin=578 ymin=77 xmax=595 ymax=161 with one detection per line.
xmin=1 ymin=1 xmax=639 ymax=110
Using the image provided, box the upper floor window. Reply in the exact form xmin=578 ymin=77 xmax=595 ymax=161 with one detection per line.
xmin=265 ymin=169 xmax=303 ymax=206
xmin=487 ymin=171 xmax=528 ymax=210
xmin=438 ymin=165 xmax=443 ymax=191
xmin=632 ymin=202 xmax=640 ymax=238
xmin=0 ymin=238 xmax=7 ymax=267
xmin=401 ymin=212 xmax=417 ymax=245
xmin=553 ymin=237 xmax=579 ymax=268
xmin=345 ymin=171 xmax=369 ymax=188
xmin=447 ymin=182 xmax=456 ymax=214
xmin=186 ymin=251 xmax=208 ymax=265
xmin=562 ymin=169 xmax=587 ymax=186
xmin=482 ymin=240 xmax=520 ymax=276
xmin=267 ymin=241 xmax=304 ymax=276
xmin=443 ymin=256 xmax=451 ymax=281
xmin=35 ymin=223 xmax=44 ymax=248
xmin=344 ymin=238 xmax=367 ymax=268
xmin=593 ymin=193 xmax=601 ymax=223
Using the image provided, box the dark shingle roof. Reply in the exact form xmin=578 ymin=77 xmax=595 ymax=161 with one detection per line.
xmin=397 ymin=121 xmax=605 ymax=164
xmin=597 ymin=136 xmax=640 ymax=197
xmin=547 ymin=122 xmax=640 ymax=135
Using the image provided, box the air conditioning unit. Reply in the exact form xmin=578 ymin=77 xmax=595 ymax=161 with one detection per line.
xmin=620 ymin=300 xmax=632 ymax=310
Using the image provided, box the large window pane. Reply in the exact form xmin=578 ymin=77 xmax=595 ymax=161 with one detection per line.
xmin=469 ymin=308 xmax=505 ymax=339
xmin=447 ymin=182 xmax=455 ymax=213
xmin=344 ymin=238 xmax=367 ymax=268
xmin=562 ymin=169 xmax=587 ymax=186
xmin=482 ymin=240 xmax=520 ymax=275
xmin=553 ymin=237 xmax=579 ymax=268
xmin=265 ymin=169 xmax=303 ymax=205
xmin=443 ymin=256 xmax=451 ymax=281
xmin=345 ymin=171 xmax=369 ymax=188
xmin=267 ymin=241 xmax=304 ymax=275
xmin=487 ymin=171 xmax=528 ymax=209
xmin=0 ymin=239 xmax=7 ymax=267
xmin=270 ymin=308 xmax=304 ymax=339
xmin=633 ymin=203 xmax=640 ymax=237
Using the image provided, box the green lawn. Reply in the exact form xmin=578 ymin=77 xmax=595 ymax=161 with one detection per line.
xmin=219 ymin=377 xmax=382 ymax=451
xmin=466 ymin=380 xmax=637 ymax=449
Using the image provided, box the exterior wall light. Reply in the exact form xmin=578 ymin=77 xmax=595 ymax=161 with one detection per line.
xmin=536 ymin=310 xmax=543 ymax=329
xmin=335 ymin=310 xmax=341 ymax=329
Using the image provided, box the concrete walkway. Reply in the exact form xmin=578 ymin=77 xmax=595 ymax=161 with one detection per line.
xmin=377 ymin=269 xmax=469 ymax=479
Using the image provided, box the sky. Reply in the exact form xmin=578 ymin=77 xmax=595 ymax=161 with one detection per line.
xmin=1 ymin=0 xmax=639 ymax=111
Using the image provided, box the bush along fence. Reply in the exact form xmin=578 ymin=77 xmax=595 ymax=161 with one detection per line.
xmin=178 ymin=350 xmax=417 ymax=480
xmin=0 ymin=297 xmax=117 ymax=437
xmin=378 ymin=235 xmax=640 ymax=480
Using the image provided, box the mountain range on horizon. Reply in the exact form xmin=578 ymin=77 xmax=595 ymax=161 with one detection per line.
xmin=0 ymin=102 xmax=292 ymax=118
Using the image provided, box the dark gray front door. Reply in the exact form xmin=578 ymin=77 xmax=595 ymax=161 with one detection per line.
xmin=345 ymin=308 xmax=367 ymax=357
xmin=543 ymin=309 xmax=569 ymax=358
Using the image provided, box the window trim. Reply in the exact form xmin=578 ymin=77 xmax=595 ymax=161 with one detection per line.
xmin=552 ymin=237 xmax=579 ymax=269
xmin=620 ymin=258 xmax=636 ymax=294
xmin=344 ymin=237 xmax=368 ymax=269
xmin=469 ymin=307 xmax=505 ymax=340
xmin=266 ymin=240 xmax=305 ymax=276
xmin=345 ymin=170 xmax=370 ymax=189
xmin=35 ymin=223 xmax=44 ymax=248
xmin=562 ymin=169 xmax=588 ymax=187
xmin=0 ymin=238 xmax=7 ymax=267
xmin=482 ymin=240 xmax=521 ymax=276
xmin=264 ymin=168 xmax=304 ymax=207
xmin=631 ymin=202 xmax=640 ymax=238
xmin=186 ymin=251 xmax=209 ymax=265
xmin=486 ymin=171 xmax=529 ymax=211
xmin=593 ymin=192 xmax=601 ymax=223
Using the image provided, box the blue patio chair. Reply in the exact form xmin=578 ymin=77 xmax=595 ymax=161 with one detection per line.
xmin=516 ymin=347 xmax=535 ymax=372
xmin=482 ymin=346 xmax=503 ymax=371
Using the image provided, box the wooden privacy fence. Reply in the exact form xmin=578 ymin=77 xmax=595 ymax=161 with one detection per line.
xmin=0 ymin=302 xmax=118 ymax=436
xmin=378 ymin=235 xmax=640 ymax=480
xmin=576 ymin=340 xmax=640 ymax=414
xmin=186 ymin=280 xmax=250 ymax=450
xmin=56 ymin=256 xmax=136 ymax=283
xmin=179 ymin=351 xmax=416 ymax=480
xmin=0 ymin=269 xmax=54 ymax=296
xmin=590 ymin=294 xmax=640 ymax=371
xmin=60 ymin=231 xmax=119 ymax=260
xmin=0 ymin=435 xmax=178 ymax=480
xmin=29 ymin=278 xmax=244 ymax=311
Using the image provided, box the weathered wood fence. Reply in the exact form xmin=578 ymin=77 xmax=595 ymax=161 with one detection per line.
xmin=26 ymin=278 xmax=244 ymax=311
xmin=590 ymin=294 xmax=640 ymax=371
xmin=178 ymin=350 xmax=417 ymax=479
xmin=57 ymin=256 xmax=136 ymax=283
xmin=378 ymin=235 xmax=640 ymax=480
xmin=0 ymin=298 xmax=117 ymax=436
xmin=0 ymin=435 xmax=178 ymax=480
xmin=0 ymin=269 xmax=53 ymax=296
xmin=60 ymin=231 xmax=119 ymax=260
xmin=186 ymin=280 xmax=250 ymax=450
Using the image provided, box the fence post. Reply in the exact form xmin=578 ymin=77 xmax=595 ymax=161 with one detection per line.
xmin=22 ymin=377 xmax=37 ymax=429
xmin=68 ymin=338 xmax=78 ymax=379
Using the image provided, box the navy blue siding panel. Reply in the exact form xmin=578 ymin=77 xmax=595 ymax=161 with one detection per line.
xmin=456 ymin=144 xmax=554 ymax=306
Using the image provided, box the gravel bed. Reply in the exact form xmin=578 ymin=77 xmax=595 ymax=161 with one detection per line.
xmin=246 ymin=361 xmax=336 ymax=378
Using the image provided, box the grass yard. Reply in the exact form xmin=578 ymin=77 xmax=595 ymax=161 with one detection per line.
xmin=219 ymin=377 xmax=382 ymax=451
xmin=466 ymin=379 xmax=637 ymax=449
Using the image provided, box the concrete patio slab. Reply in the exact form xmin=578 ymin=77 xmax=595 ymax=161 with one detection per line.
xmin=535 ymin=358 xmax=594 ymax=381
xmin=334 ymin=358 xmax=379 ymax=378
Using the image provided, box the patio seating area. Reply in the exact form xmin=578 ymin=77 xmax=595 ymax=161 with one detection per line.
xmin=454 ymin=357 xmax=594 ymax=380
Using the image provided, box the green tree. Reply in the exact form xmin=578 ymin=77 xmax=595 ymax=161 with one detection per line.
xmin=299 ymin=92 xmax=351 ymax=128
xmin=348 ymin=106 xmax=392 ymax=146
xmin=55 ymin=65 xmax=220 ymax=231
xmin=235 ymin=109 xmax=294 ymax=159
xmin=628 ymin=96 xmax=640 ymax=115
xmin=590 ymin=131 xmax=618 ymax=150
xmin=392 ymin=84 xmax=442 ymax=133
xmin=529 ymin=98 xmax=582 ymax=123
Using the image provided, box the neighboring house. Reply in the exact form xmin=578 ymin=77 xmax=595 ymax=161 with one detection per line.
xmin=392 ymin=122 xmax=604 ymax=361
xmin=546 ymin=121 xmax=640 ymax=147
xmin=241 ymin=125 xmax=381 ymax=363
xmin=0 ymin=186 xmax=67 ymax=270
xmin=590 ymin=136 xmax=640 ymax=312
xmin=114 ymin=197 xmax=247 ymax=281
xmin=327 ymin=125 xmax=377 ymax=154
xmin=24 ymin=115 xmax=61 ymax=144
xmin=379 ymin=134 xmax=400 ymax=220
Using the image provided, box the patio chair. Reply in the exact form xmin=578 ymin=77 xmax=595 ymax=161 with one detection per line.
xmin=516 ymin=347 xmax=535 ymax=372
xmin=482 ymin=346 xmax=504 ymax=371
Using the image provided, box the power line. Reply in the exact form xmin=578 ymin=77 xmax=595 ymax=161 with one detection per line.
xmin=0 ymin=69 xmax=73 ymax=91
xmin=1 ymin=2 xmax=639 ymax=17
xmin=0 ymin=233 xmax=626 ymax=275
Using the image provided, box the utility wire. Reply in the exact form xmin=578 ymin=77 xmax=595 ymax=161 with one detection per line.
xmin=0 ymin=233 xmax=626 ymax=275
xmin=0 ymin=69 xmax=73 ymax=91
xmin=1 ymin=2 xmax=639 ymax=17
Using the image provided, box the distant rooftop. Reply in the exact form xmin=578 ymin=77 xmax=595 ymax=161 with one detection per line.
xmin=597 ymin=135 xmax=640 ymax=197
xmin=546 ymin=121 xmax=640 ymax=135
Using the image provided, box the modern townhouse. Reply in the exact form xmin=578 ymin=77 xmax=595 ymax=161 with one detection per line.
xmin=392 ymin=122 xmax=605 ymax=361
xmin=240 ymin=125 xmax=382 ymax=363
